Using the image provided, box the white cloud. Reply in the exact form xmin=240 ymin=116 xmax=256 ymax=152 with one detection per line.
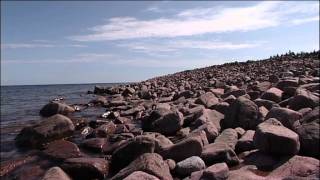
xmin=1 ymin=43 xmax=87 ymax=49
xmin=70 ymin=1 xmax=318 ymax=41
xmin=2 ymin=52 xmax=226 ymax=68
xmin=118 ymin=40 xmax=262 ymax=55
xmin=291 ymin=16 xmax=319 ymax=25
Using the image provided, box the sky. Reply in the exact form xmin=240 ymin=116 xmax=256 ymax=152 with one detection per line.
xmin=1 ymin=1 xmax=319 ymax=85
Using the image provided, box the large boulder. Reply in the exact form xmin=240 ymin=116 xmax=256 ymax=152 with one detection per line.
xmin=276 ymin=79 xmax=299 ymax=90
xmin=111 ymin=136 xmax=155 ymax=172
xmin=160 ymin=132 xmax=205 ymax=162
xmin=190 ymin=109 xmax=223 ymax=131
xmin=195 ymin=92 xmax=219 ymax=108
xmin=300 ymin=106 xmax=319 ymax=124
xmin=62 ymin=157 xmax=108 ymax=180
xmin=288 ymin=89 xmax=319 ymax=110
xmin=265 ymin=107 xmax=302 ymax=130
xmin=260 ymin=87 xmax=283 ymax=103
xmin=295 ymin=121 xmax=319 ymax=158
xmin=40 ymin=102 xmax=75 ymax=117
xmin=111 ymin=153 xmax=173 ymax=180
xmin=15 ymin=114 xmax=75 ymax=148
xmin=41 ymin=167 xmax=71 ymax=180
xmin=253 ymin=119 xmax=300 ymax=155
xmin=268 ymin=155 xmax=319 ymax=179
xmin=175 ymin=156 xmax=205 ymax=177
xmin=223 ymin=96 xmax=261 ymax=130
xmin=201 ymin=143 xmax=239 ymax=166
xmin=142 ymin=109 xmax=184 ymax=135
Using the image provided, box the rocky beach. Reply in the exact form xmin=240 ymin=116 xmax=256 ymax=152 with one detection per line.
xmin=1 ymin=51 xmax=319 ymax=180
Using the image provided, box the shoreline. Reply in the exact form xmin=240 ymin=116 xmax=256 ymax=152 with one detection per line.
xmin=1 ymin=50 xmax=319 ymax=180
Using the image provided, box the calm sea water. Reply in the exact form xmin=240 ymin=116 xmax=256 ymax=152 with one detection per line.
xmin=0 ymin=83 xmax=120 ymax=160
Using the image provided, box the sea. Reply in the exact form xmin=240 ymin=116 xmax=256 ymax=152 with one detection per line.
xmin=0 ymin=83 xmax=121 ymax=161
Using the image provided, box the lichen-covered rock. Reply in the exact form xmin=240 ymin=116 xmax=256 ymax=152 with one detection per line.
xmin=175 ymin=156 xmax=205 ymax=177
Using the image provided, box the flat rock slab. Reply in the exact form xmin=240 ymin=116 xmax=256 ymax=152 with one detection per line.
xmin=111 ymin=153 xmax=173 ymax=180
xmin=43 ymin=140 xmax=82 ymax=160
xmin=62 ymin=157 xmax=109 ymax=180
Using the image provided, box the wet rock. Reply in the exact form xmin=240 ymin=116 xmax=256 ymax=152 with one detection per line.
xmin=81 ymin=138 xmax=107 ymax=153
xmin=41 ymin=167 xmax=71 ymax=180
xmin=223 ymin=96 xmax=261 ymax=130
xmin=261 ymin=87 xmax=283 ymax=103
xmin=201 ymin=143 xmax=239 ymax=166
xmin=43 ymin=140 xmax=82 ymax=160
xmin=111 ymin=136 xmax=155 ymax=172
xmin=40 ymin=102 xmax=75 ymax=117
xmin=253 ymin=119 xmax=300 ymax=155
xmin=89 ymin=96 xmax=108 ymax=106
xmin=62 ymin=157 xmax=108 ymax=180
xmin=201 ymin=162 xmax=229 ymax=180
xmin=15 ymin=114 xmax=75 ymax=148
xmin=110 ymin=153 xmax=172 ymax=180
xmin=195 ymin=92 xmax=219 ymax=108
xmin=265 ymin=107 xmax=302 ymax=130
xmin=121 ymin=106 xmax=145 ymax=116
xmin=96 ymin=122 xmax=116 ymax=137
xmin=0 ymin=155 xmax=38 ymax=177
xmin=123 ymin=171 xmax=160 ymax=180
xmin=175 ymin=156 xmax=205 ymax=177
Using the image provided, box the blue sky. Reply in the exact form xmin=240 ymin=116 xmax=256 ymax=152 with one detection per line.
xmin=1 ymin=1 xmax=319 ymax=85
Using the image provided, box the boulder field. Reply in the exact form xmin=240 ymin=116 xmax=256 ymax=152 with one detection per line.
xmin=1 ymin=51 xmax=319 ymax=180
